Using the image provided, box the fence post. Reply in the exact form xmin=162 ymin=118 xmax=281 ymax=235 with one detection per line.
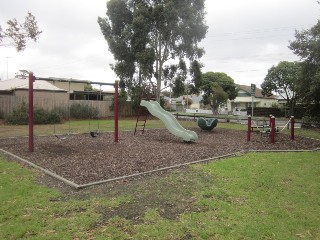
xmin=290 ymin=116 xmax=295 ymax=141
xmin=247 ymin=115 xmax=251 ymax=142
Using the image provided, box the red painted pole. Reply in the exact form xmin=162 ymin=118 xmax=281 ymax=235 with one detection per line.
xmin=290 ymin=116 xmax=295 ymax=141
xmin=28 ymin=72 xmax=34 ymax=152
xmin=114 ymin=81 xmax=119 ymax=143
xmin=270 ymin=116 xmax=275 ymax=144
xmin=247 ymin=115 xmax=251 ymax=142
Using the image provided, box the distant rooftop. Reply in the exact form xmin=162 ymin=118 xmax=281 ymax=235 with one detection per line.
xmin=0 ymin=78 xmax=66 ymax=92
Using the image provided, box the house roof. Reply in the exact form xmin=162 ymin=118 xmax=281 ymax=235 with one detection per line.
xmin=237 ymin=85 xmax=276 ymax=99
xmin=0 ymin=78 xmax=66 ymax=92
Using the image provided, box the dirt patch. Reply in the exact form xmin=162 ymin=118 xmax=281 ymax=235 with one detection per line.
xmin=0 ymin=128 xmax=319 ymax=186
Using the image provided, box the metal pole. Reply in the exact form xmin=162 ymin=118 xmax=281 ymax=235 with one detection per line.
xmin=251 ymin=96 xmax=254 ymax=118
xmin=290 ymin=116 xmax=295 ymax=141
xmin=270 ymin=116 xmax=275 ymax=144
xmin=247 ymin=115 xmax=251 ymax=142
xmin=28 ymin=72 xmax=35 ymax=152
xmin=114 ymin=81 xmax=119 ymax=143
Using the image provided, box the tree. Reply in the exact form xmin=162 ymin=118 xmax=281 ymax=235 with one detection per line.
xmin=261 ymin=61 xmax=301 ymax=116
xmin=15 ymin=69 xmax=29 ymax=79
xmin=0 ymin=12 xmax=42 ymax=52
xmin=98 ymin=0 xmax=208 ymax=102
xmin=289 ymin=19 xmax=320 ymax=116
xmin=201 ymin=72 xmax=237 ymax=114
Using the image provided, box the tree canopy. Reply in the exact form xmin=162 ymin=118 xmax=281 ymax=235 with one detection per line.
xmin=201 ymin=72 xmax=237 ymax=114
xmin=261 ymin=61 xmax=301 ymax=116
xmin=289 ymin=19 xmax=320 ymax=108
xmin=0 ymin=12 xmax=42 ymax=52
xmin=98 ymin=0 xmax=208 ymax=102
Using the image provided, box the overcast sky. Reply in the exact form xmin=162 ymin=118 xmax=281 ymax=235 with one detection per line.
xmin=0 ymin=0 xmax=319 ymax=89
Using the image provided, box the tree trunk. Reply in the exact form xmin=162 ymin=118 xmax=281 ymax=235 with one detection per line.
xmin=156 ymin=32 xmax=162 ymax=103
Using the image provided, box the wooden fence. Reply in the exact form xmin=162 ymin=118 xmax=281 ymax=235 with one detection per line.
xmin=0 ymin=95 xmax=119 ymax=118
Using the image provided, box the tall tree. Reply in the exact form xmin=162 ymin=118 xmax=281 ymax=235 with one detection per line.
xmin=289 ymin=19 xmax=320 ymax=114
xmin=261 ymin=61 xmax=301 ymax=116
xmin=0 ymin=12 xmax=42 ymax=52
xmin=98 ymin=0 xmax=208 ymax=102
xmin=201 ymin=72 xmax=237 ymax=114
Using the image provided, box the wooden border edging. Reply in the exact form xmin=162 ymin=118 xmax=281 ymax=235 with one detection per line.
xmin=1 ymin=147 xmax=320 ymax=189
xmin=0 ymin=148 xmax=80 ymax=189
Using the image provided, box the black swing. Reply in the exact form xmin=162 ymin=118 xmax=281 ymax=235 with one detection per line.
xmin=90 ymin=131 xmax=99 ymax=138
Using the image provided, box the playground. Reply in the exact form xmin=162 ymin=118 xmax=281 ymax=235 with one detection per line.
xmin=1 ymin=73 xmax=320 ymax=188
xmin=1 ymin=126 xmax=319 ymax=187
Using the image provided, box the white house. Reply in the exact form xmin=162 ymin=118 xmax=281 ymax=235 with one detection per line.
xmin=227 ymin=85 xmax=277 ymax=112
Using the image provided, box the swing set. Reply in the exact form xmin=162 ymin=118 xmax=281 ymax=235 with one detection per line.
xmin=27 ymin=72 xmax=119 ymax=152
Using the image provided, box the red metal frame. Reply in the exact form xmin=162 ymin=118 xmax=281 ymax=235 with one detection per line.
xmin=114 ymin=81 xmax=119 ymax=143
xmin=290 ymin=116 xmax=295 ymax=141
xmin=28 ymin=72 xmax=35 ymax=152
xmin=270 ymin=116 xmax=275 ymax=144
xmin=247 ymin=115 xmax=251 ymax=142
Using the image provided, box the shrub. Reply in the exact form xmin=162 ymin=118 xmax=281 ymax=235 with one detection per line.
xmin=6 ymin=102 xmax=28 ymax=125
xmin=6 ymin=102 xmax=63 ymax=125
xmin=301 ymin=116 xmax=320 ymax=128
xmin=34 ymin=107 xmax=62 ymax=124
xmin=69 ymin=102 xmax=98 ymax=119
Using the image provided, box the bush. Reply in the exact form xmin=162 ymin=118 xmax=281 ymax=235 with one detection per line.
xmin=34 ymin=108 xmax=62 ymax=124
xmin=6 ymin=102 xmax=63 ymax=125
xmin=69 ymin=102 xmax=98 ymax=119
xmin=6 ymin=102 xmax=28 ymax=125
xmin=301 ymin=116 xmax=320 ymax=128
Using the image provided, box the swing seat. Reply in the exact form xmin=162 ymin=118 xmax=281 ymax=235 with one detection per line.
xmin=197 ymin=117 xmax=218 ymax=131
xmin=90 ymin=131 xmax=99 ymax=137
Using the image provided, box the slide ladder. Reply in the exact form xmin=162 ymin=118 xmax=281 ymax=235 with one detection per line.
xmin=134 ymin=83 xmax=157 ymax=135
xmin=134 ymin=107 xmax=148 ymax=135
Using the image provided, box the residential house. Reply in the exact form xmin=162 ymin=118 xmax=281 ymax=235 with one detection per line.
xmin=227 ymin=85 xmax=277 ymax=112
xmin=0 ymin=77 xmax=116 ymax=118
xmin=164 ymin=84 xmax=277 ymax=114
xmin=0 ymin=78 xmax=68 ymax=117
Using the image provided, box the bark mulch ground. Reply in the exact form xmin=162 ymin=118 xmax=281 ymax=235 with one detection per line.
xmin=0 ymin=128 xmax=319 ymax=185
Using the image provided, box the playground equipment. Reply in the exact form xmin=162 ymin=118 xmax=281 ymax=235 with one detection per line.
xmin=140 ymin=100 xmax=198 ymax=142
xmin=197 ymin=117 xmax=218 ymax=131
xmin=134 ymin=83 xmax=157 ymax=135
xmin=28 ymin=72 xmax=119 ymax=152
xmin=247 ymin=115 xmax=295 ymax=143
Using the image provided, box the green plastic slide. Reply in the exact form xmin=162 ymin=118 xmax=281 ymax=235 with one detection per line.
xmin=140 ymin=100 xmax=198 ymax=142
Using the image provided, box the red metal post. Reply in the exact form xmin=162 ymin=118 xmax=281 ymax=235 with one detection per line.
xmin=270 ymin=116 xmax=275 ymax=144
xmin=114 ymin=81 xmax=119 ymax=143
xmin=247 ymin=115 xmax=251 ymax=142
xmin=28 ymin=72 xmax=34 ymax=152
xmin=290 ymin=116 xmax=295 ymax=141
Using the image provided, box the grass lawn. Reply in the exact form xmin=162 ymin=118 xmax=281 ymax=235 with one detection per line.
xmin=1 ymin=151 xmax=319 ymax=239
xmin=1 ymin=118 xmax=319 ymax=140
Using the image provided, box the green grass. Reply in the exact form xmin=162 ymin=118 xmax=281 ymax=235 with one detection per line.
xmin=1 ymin=117 xmax=319 ymax=140
xmin=0 ymin=119 xmax=167 ymax=138
xmin=1 ymin=151 xmax=320 ymax=239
